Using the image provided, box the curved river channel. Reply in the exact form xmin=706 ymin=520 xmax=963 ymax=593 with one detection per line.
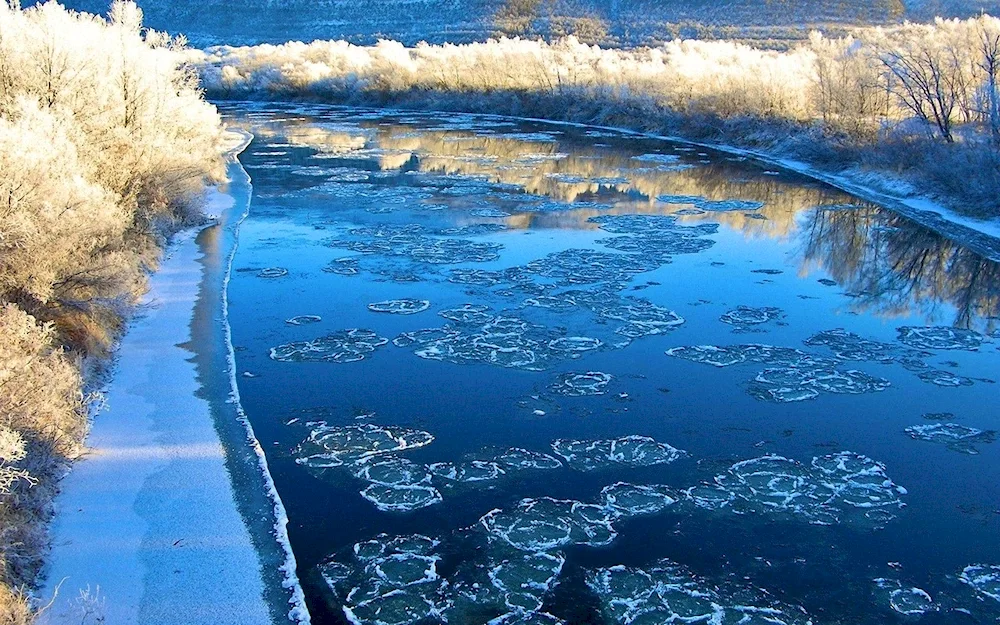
xmin=220 ymin=102 xmax=1000 ymax=625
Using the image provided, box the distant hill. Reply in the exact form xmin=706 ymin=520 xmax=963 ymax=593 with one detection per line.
xmin=38 ymin=0 xmax=1000 ymax=47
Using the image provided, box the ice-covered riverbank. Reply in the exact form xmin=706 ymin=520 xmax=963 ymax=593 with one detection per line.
xmin=40 ymin=131 xmax=307 ymax=625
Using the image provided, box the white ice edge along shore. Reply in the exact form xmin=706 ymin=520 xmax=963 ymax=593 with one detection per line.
xmin=38 ymin=127 xmax=308 ymax=625
xmin=221 ymin=127 xmax=311 ymax=624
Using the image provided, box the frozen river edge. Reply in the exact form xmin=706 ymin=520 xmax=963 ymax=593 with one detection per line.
xmin=39 ymin=130 xmax=309 ymax=625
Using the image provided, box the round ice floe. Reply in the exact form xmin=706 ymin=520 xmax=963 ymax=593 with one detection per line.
xmin=720 ymin=305 xmax=784 ymax=327
xmin=874 ymin=579 xmax=936 ymax=615
xmin=257 ymin=267 xmax=288 ymax=278
xmin=524 ymin=249 xmax=660 ymax=285
xmin=342 ymin=582 xmax=446 ymax=625
xmin=295 ymin=423 xmax=434 ymax=467
xmin=666 ymin=345 xmax=749 ymax=367
xmin=354 ymin=533 xmax=441 ymax=561
xmin=270 ymin=328 xmax=388 ymax=363
xmin=805 ymin=328 xmax=921 ymax=364
xmin=904 ymin=423 xmax=995 ymax=454
xmin=548 ymin=336 xmax=602 ymax=353
xmin=960 ymin=564 xmax=1000 ymax=602
xmin=319 ymin=561 xmax=353 ymax=594
xmin=368 ymin=299 xmax=431 ymax=315
xmin=447 ymin=268 xmax=506 ymax=286
xmin=689 ymin=452 xmax=906 ymax=527
xmin=352 ymin=456 xmax=433 ymax=486
xmin=480 ymin=497 xmax=618 ymax=551
xmin=372 ymin=553 xmax=440 ymax=587
xmin=360 ymin=483 xmax=443 ymax=512
xmin=494 ymin=448 xmax=563 ymax=471
xmin=549 ymin=371 xmax=613 ymax=397
xmin=429 ymin=460 xmax=506 ymax=482
xmin=551 ymin=435 xmax=686 ymax=472
xmin=285 ymin=315 xmax=322 ymax=325
xmin=587 ymin=559 xmax=813 ymax=625
xmin=748 ymin=366 xmax=889 ymax=403
xmin=524 ymin=295 xmax=579 ymax=313
xmin=438 ymin=303 xmax=493 ymax=324
xmin=917 ymin=369 xmax=976 ymax=387
xmin=324 ymin=257 xmax=360 ymax=275
xmin=601 ymin=482 xmax=677 ymax=517
xmin=489 ymin=552 xmax=565 ymax=597
xmin=897 ymin=326 xmax=986 ymax=351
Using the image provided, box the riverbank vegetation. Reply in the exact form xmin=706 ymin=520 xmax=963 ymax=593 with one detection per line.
xmin=196 ymin=15 xmax=1000 ymax=217
xmin=0 ymin=1 xmax=223 ymax=620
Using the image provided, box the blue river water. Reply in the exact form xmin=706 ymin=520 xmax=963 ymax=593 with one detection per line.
xmin=220 ymin=102 xmax=1000 ymax=625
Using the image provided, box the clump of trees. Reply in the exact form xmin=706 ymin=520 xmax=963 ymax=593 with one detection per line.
xmin=0 ymin=1 xmax=223 ymax=620
xmin=197 ymin=15 xmax=1000 ymax=215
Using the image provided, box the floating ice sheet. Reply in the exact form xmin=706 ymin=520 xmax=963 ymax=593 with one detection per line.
xmin=369 ymin=299 xmax=431 ymax=315
xmin=683 ymin=452 xmax=907 ymax=528
xmin=805 ymin=328 xmax=927 ymax=367
xmin=665 ymin=343 xmax=889 ymax=402
xmin=905 ymin=423 xmax=996 ymax=454
xmin=257 ymin=267 xmax=289 ymax=278
xmin=480 ymin=497 xmax=619 ymax=551
xmin=720 ymin=306 xmax=785 ymax=332
xmin=286 ymin=315 xmax=322 ymax=325
xmin=329 ymin=223 xmax=502 ymax=265
xmin=601 ymin=482 xmax=677 ymax=517
xmin=360 ymin=483 xmax=443 ymax=512
xmin=324 ymin=257 xmax=360 ymax=275
xmin=551 ymin=436 xmax=686 ymax=472
xmin=916 ymin=369 xmax=977 ymax=387
xmin=748 ymin=366 xmax=889 ymax=403
xmin=270 ymin=329 xmax=389 ymax=363
xmin=874 ymin=579 xmax=936 ymax=616
xmin=587 ymin=559 xmax=813 ymax=625
xmin=549 ymin=371 xmax=613 ymax=396
xmin=897 ymin=326 xmax=987 ymax=351
xmin=960 ymin=564 xmax=1000 ymax=602
xmin=326 ymin=534 xmax=449 ymax=625
xmin=295 ymin=423 xmax=435 ymax=468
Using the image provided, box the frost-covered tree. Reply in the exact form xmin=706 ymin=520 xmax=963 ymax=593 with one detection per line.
xmin=0 ymin=2 xmax=224 ymax=619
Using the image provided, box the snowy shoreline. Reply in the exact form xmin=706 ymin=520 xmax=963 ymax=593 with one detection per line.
xmin=39 ymin=130 xmax=308 ymax=625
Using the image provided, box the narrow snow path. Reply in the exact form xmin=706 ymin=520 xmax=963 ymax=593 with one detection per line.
xmin=39 ymin=143 xmax=279 ymax=625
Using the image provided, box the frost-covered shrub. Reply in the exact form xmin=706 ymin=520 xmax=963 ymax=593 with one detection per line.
xmin=0 ymin=2 xmax=224 ymax=618
xmin=193 ymin=15 xmax=1000 ymax=215
xmin=0 ymin=1 xmax=225 ymax=353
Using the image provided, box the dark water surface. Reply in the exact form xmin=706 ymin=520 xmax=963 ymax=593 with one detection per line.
xmin=220 ymin=102 xmax=1000 ymax=625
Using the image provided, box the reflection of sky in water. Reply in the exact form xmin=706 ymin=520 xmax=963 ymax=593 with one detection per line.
xmin=220 ymin=103 xmax=1000 ymax=625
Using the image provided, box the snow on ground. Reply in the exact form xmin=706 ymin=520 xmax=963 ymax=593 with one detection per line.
xmin=39 ymin=135 xmax=282 ymax=625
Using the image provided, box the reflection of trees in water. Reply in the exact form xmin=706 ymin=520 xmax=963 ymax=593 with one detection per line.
xmin=244 ymin=111 xmax=857 ymax=237
xmin=799 ymin=206 xmax=1000 ymax=331
xmin=245 ymin=110 xmax=999 ymax=330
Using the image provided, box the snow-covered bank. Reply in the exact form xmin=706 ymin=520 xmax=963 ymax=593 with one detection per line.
xmin=39 ymin=132 xmax=307 ymax=625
